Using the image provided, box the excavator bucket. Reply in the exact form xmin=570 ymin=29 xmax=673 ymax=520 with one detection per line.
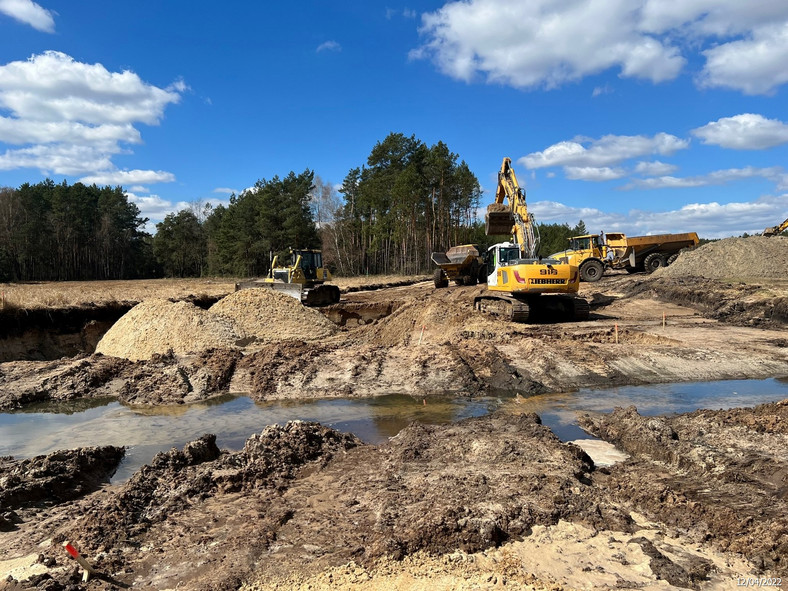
xmin=485 ymin=203 xmax=514 ymax=235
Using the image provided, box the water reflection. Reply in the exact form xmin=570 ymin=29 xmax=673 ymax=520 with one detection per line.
xmin=0 ymin=377 xmax=786 ymax=484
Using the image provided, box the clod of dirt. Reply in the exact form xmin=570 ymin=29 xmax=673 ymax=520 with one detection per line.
xmin=95 ymin=299 xmax=243 ymax=360
xmin=657 ymin=236 xmax=788 ymax=280
xmin=71 ymin=424 xmax=361 ymax=551
xmin=116 ymin=348 xmax=242 ymax=405
xmin=0 ymin=446 xmax=124 ymax=510
xmin=210 ymin=288 xmax=338 ymax=344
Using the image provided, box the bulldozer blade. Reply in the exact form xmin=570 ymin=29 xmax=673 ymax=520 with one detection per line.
xmin=254 ymin=282 xmax=305 ymax=302
xmin=485 ymin=211 xmax=514 ymax=235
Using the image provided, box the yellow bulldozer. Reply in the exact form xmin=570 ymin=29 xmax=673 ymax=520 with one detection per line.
xmin=234 ymin=248 xmax=340 ymax=306
xmin=473 ymin=157 xmax=589 ymax=322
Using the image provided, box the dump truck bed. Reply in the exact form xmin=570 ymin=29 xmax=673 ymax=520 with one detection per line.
xmin=625 ymin=232 xmax=699 ymax=250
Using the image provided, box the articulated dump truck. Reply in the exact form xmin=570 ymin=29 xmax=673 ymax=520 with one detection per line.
xmin=550 ymin=232 xmax=699 ymax=282
xmin=431 ymin=245 xmax=487 ymax=287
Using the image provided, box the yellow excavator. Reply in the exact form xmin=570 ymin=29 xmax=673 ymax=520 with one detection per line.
xmin=763 ymin=217 xmax=788 ymax=237
xmin=473 ymin=158 xmax=589 ymax=322
xmin=234 ymin=248 xmax=340 ymax=306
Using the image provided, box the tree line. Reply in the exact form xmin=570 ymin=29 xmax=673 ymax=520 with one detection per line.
xmin=0 ymin=132 xmax=593 ymax=282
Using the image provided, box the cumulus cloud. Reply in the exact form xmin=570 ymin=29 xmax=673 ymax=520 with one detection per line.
xmin=316 ymin=41 xmax=341 ymax=53
xmin=634 ymin=160 xmax=678 ymax=176
xmin=699 ymin=23 xmax=788 ymax=95
xmin=622 ymin=166 xmax=786 ymax=191
xmin=0 ymin=51 xmax=183 ymax=183
xmin=78 ymin=170 xmax=176 ymax=186
xmin=521 ymin=133 xmax=689 ymax=169
xmin=0 ymin=0 xmax=55 ymax=32
xmin=530 ymin=194 xmax=788 ymax=239
xmin=213 ymin=187 xmax=240 ymax=195
xmin=692 ymin=114 xmax=788 ymax=150
xmin=413 ymin=0 xmax=788 ymax=94
xmin=564 ymin=166 xmax=627 ymax=182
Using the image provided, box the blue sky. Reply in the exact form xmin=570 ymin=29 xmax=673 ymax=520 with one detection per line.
xmin=1 ymin=0 xmax=787 ymax=238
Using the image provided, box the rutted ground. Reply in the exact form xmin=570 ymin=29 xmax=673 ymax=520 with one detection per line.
xmin=1 ymin=274 xmax=787 ymax=409
xmin=2 ymin=237 xmax=788 ymax=589
xmin=1 ymin=403 xmax=783 ymax=590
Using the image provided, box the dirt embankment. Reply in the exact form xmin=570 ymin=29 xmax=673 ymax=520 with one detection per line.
xmin=2 ymin=269 xmax=788 ymax=409
xmin=3 ymin=401 xmax=784 ymax=589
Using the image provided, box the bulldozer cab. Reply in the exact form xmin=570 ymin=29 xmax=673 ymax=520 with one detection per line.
xmin=292 ymin=249 xmax=322 ymax=281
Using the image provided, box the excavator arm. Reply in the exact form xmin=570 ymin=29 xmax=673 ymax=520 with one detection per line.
xmin=485 ymin=157 xmax=539 ymax=258
xmin=763 ymin=217 xmax=788 ymax=236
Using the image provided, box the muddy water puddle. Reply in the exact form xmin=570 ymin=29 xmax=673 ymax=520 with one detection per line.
xmin=1 ymin=377 xmax=787 ymax=482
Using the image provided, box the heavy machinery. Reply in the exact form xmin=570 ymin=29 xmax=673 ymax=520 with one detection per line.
xmin=763 ymin=217 xmax=788 ymax=237
xmin=473 ymin=157 xmax=589 ymax=322
xmin=550 ymin=231 xmax=699 ymax=281
xmin=431 ymin=244 xmax=487 ymax=287
xmin=234 ymin=248 xmax=340 ymax=306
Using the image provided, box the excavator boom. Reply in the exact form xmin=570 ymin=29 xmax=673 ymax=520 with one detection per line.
xmin=485 ymin=157 xmax=539 ymax=258
xmin=474 ymin=158 xmax=588 ymax=323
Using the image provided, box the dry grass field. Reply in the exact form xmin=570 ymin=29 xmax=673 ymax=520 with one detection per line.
xmin=0 ymin=275 xmax=423 ymax=310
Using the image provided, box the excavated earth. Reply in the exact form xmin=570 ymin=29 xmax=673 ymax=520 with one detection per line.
xmin=2 ymin=238 xmax=788 ymax=589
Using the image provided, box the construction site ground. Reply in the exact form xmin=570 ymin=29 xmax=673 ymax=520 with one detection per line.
xmin=2 ymin=239 xmax=788 ymax=590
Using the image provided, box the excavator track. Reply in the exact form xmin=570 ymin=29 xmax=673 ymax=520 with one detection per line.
xmin=474 ymin=295 xmax=529 ymax=322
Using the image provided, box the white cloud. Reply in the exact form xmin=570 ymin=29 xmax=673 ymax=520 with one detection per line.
xmin=692 ymin=114 xmax=788 ymax=150
xmin=78 ymin=170 xmax=176 ymax=186
xmin=623 ymin=166 xmax=785 ymax=190
xmin=634 ymin=160 xmax=678 ymax=176
xmin=316 ymin=41 xmax=341 ymax=53
xmin=531 ymin=194 xmax=788 ymax=239
xmin=699 ymin=23 xmax=788 ymax=95
xmin=564 ymin=166 xmax=627 ymax=181
xmin=0 ymin=0 xmax=55 ymax=32
xmin=213 ymin=187 xmax=240 ymax=195
xmin=125 ymin=192 xmax=230 ymax=232
xmin=0 ymin=143 xmax=115 ymax=175
xmin=0 ymin=51 xmax=183 ymax=184
xmin=521 ymin=133 xmax=689 ymax=169
xmin=413 ymin=0 xmax=788 ymax=94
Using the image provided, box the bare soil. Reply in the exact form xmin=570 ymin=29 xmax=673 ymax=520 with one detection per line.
xmin=1 ymin=260 xmax=788 ymax=589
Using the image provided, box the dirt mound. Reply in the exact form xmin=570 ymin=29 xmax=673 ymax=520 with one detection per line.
xmin=657 ymin=236 xmax=788 ymax=280
xmin=579 ymin=399 xmax=788 ymax=571
xmin=95 ymin=299 xmax=243 ymax=361
xmin=210 ymin=288 xmax=338 ymax=343
xmin=0 ymin=446 xmax=124 ymax=516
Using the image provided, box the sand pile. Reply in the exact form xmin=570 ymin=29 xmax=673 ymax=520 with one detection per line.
xmin=210 ymin=288 xmax=338 ymax=343
xmin=95 ymin=299 xmax=243 ymax=361
xmin=97 ymin=289 xmax=338 ymax=360
xmin=657 ymin=235 xmax=788 ymax=280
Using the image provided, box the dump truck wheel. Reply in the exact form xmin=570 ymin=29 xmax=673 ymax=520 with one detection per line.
xmin=667 ymin=254 xmax=678 ymax=266
xmin=464 ymin=274 xmax=477 ymax=286
xmin=579 ymin=260 xmax=604 ymax=282
xmin=433 ymin=269 xmax=449 ymax=288
xmin=477 ymin=264 xmax=488 ymax=283
xmin=644 ymin=253 xmax=667 ymax=273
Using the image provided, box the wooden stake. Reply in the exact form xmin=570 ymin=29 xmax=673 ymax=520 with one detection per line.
xmin=63 ymin=541 xmax=95 ymax=582
xmin=614 ymin=323 xmax=619 ymax=344
xmin=663 ymin=311 xmax=666 ymax=328
xmin=418 ymin=325 xmax=425 ymax=345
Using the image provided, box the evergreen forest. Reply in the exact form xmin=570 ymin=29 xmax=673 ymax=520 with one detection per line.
xmin=0 ymin=133 xmax=589 ymax=281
